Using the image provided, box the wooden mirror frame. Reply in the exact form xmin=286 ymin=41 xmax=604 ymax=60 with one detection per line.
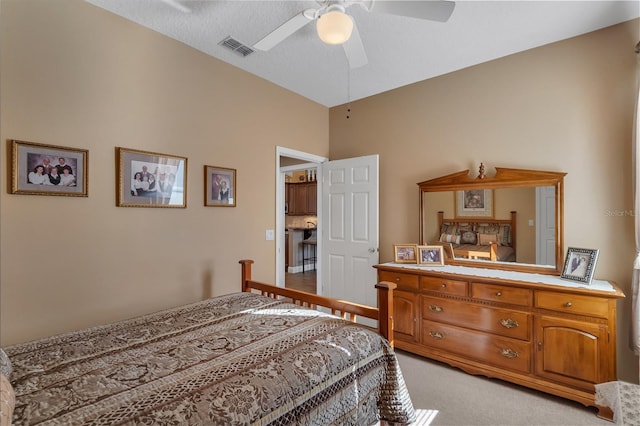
xmin=418 ymin=165 xmax=567 ymax=275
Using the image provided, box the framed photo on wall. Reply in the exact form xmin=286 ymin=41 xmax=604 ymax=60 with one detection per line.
xmin=417 ymin=245 xmax=445 ymax=266
xmin=455 ymin=189 xmax=493 ymax=218
xmin=204 ymin=165 xmax=236 ymax=207
xmin=561 ymin=247 xmax=599 ymax=284
xmin=10 ymin=139 xmax=88 ymax=197
xmin=116 ymin=147 xmax=187 ymax=208
xmin=393 ymin=244 xmax=417 ymax=264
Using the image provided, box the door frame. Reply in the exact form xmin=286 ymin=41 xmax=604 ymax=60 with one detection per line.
xmin=275 ymin=146 xmax=326 ymax=289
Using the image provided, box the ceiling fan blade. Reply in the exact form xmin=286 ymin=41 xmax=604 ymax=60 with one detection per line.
xmin=254 ymin=10 xmax=315 ymax=51
xmin=343 ymin=21 xmax=368 ymax=69
xmin=369 ymin=0 xmax=455 ymax=23
xmin=159 ymin=0 xmax=191 ymax=13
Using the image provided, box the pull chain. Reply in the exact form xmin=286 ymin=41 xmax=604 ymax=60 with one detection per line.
xmin=346 ymin=66 xmax=351 ymax=119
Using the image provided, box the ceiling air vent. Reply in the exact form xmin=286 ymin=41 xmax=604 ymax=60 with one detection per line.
xmin=219 ymin=36 xmax=254 ymax=57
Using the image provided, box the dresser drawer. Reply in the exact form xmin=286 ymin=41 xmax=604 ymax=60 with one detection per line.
xmin=421 ymin=296 xmax=530 ymax=341
xmin=471 ymin=282 xmax=532 ymax=307
xmin=378 ymin=271 xmax=419 ymax=290
xmin=421 ymin=320 xmax=531 ymax=373
xmin=535 ymin=291 xmax=610 ymax=318
xmin=421 ymin=276 xmax=468 ymax=296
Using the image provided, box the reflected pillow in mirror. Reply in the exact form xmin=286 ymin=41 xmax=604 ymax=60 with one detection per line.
xmin=440 ymin=233 xmax=461 ymax=244
xmin=460 ymin=230 xmax=477 ymax=244
xmin=478 ymin=233 xmax=499 ymax=246
xmin=498 ymin=225 xmax=512 ymax=246
xmin=457 ymin=223 xmax=473 ymax=234
xmin=440 ymin=224 xmax=458 ymax=236
xmin=475 ymin=224 xmax=500 ymax=235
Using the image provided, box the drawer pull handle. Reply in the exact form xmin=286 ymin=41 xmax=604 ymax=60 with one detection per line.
xmin=500 ymin=348 xmax=519 ymax=359
xmin=441 ymin=283 xmax=447 ymax=288
xmin=429 ymin=305 xmax=444 ymax=313
xmin=496 ymin=291 xmax=502 ymax=297
xmin=429 ymin=331 xmax=444 ymax=339
xmin=565 ymin=301 xmax=573 ymax=307
xmin=395 ymin=277 xmax=400 ymax=282
xmin=499 ymin=318 xmax=519 ymax=329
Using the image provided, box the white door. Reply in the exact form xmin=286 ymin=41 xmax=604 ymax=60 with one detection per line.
xmin=321 ymin=155 xmax=379 ymax=308
xmin=536 ymin=186 xmax=556 ymax=266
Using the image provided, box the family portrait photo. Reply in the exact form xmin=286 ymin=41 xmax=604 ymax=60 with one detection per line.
xmin=130 ymin=162 xmax=178 ymax=199
xmin=10 ymin=139 xmax=88 ymax=197
xmin=117 ymin=147 xmax=187 ymax=208
xmin=205 ymin=166 xmax=236 ymax=207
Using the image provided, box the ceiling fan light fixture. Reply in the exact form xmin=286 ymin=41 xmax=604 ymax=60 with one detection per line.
xmin=316 ymin=9 xmax=353 ymax=45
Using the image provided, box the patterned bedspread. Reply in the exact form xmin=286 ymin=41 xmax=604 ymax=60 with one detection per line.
xmin=6 ymin=292 xmax=415 ymax=425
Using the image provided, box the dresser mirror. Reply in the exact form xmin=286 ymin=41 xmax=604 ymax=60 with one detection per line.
xmin=418 ymin=165 xmax=567 ymax=275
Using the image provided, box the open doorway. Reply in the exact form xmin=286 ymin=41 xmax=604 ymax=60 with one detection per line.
xmin=282 ymin=162 xmax=318 ymax=292
xmin=275 ymin=147 xmax=326 ymax=293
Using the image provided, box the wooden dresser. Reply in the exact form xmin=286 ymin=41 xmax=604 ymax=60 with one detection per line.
xmin=375 ymin=263 xmax=625 ymax=417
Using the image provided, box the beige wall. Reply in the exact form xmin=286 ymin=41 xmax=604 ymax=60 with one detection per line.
xmin=329 ymin=19 xmax=640 ymax=382
xmin=0 ymin=0 xmax=328 ymax=345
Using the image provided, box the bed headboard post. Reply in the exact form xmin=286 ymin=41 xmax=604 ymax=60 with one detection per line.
xmin=239 ymin=259 xmax=254 ymax=292
xmin=437 ymin=211 xmax=444 ymax=234
xmin=510 ymin=210 xmax=517 ymax=253
xmin=376 ymin=281 xmax=397 ymax=347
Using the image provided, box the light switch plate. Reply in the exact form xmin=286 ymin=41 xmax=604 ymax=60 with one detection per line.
xmin=265 ymin=229 xmax=275 ymax=240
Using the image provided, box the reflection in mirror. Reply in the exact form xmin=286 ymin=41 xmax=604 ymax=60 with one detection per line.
xmin=423 ymin=186 xmax=555 ymax=267
xmin=418 ymin=166 xmax=566 ymax=275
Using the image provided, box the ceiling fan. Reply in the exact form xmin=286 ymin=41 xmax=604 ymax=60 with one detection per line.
xmin=253 ymin=0 xmax=456 ymax=69
xmin=159 ymin=0 xmax=192 ymax=14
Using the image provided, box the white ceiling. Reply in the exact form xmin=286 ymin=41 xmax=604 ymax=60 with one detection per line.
xmin=85 ymin=0 xmax=640 ymax=107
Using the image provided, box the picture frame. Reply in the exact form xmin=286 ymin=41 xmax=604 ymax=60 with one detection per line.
xmin=9 ymin=139 xmax=88 ymax=197
xmin=116 ymin=147 xmax=187 ymax=208
xmin=394 ymin=244 xmax=417 ymax=264
xmin=455 ymin=189 xmax=493 ymax=218
xmin=428 ymin=241 xmax=454 ymax=261
xmin=561 ymin=247 xmax=599 ymax=284
xmin=417 ymin=245 xmax=445 ymax=266
xmin=204 ymin=165 xmax=236 ymax=207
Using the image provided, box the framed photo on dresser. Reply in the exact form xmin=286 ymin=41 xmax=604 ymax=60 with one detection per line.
xmin=561 ymin=247 xmax=599 ymax=284
xmin=417 ymin=245 xmax=445 ymax=266
xmin=393 ymin=244 xmax=417 ymax=264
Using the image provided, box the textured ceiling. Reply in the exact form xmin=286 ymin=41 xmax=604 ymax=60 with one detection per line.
xmin=85 ymin=0 xmax=640 ymax=107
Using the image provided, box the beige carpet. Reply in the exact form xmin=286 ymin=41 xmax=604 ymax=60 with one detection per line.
xmin=395 ymin=350 xmax=611 ymax=425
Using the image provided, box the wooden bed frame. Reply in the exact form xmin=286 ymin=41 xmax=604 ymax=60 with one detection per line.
xmin=437 ymin=211 xmax=516 ymax=261
xmin=240 ymin=259 xmax=397 ymax=345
